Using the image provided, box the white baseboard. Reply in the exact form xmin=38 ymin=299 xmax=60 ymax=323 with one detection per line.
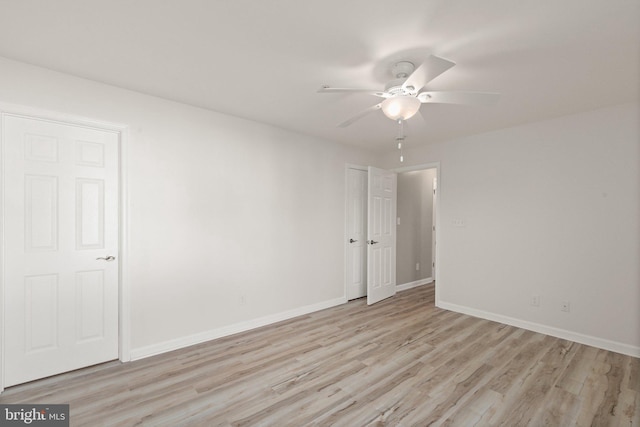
xmin=397 ymin=277 xmax=433 ymax=292
xmin=437 ymin=300 xmax=640 ymax=358
xmin=130 ymin=296 xmax=348 ymax=361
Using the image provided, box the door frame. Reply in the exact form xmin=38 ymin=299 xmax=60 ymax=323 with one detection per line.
xmin=344 ymin=162 xmax=440 ymax=302
xmin=392 ymin=162 xmax=441 ymax=303
xmin=432 ymin=176 xmax=437 ymax=281
xmin=0 ymin=103 xmax=131 ymax=393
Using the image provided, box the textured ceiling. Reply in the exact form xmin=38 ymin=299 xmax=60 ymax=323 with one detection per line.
xmin=0 ymin=0 xmax=638 ymax=152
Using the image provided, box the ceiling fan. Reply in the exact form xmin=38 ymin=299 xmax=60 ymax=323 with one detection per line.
xmin=318 ymin=54 xmax=500 ymax=127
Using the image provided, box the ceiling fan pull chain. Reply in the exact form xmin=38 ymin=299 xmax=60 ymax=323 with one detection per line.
xmin=396 ymin=119 xmax=405 ymax=162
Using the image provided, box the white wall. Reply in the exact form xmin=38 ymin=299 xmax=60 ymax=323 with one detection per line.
xmin=380 ymin=102 xmax=640 ymax=356
xmin=2 ymin=55 xmax=637 ymax=361
xmin=0 ymin=57 xmax=376 ymax=357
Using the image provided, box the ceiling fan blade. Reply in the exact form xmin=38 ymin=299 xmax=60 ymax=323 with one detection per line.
xmin=338 ymin=103 xmax=382 ymax=127
xmin=402 ymin=55 xmax=456 ymax=93
xmin=318 ymin=85 xmax=388 ymax=97
xmin=418 ymin=91 xmax=500 ymax=106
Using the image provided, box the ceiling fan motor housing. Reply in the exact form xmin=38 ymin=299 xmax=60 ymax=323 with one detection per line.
xmin=387 ymin=61 xmax=418 ymax=96
xmin=392 ymin=61 xmax=415 ymax=79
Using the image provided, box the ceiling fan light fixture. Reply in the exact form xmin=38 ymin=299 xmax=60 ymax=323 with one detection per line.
xmin=381 ymin=96 xmax=421 ymax=121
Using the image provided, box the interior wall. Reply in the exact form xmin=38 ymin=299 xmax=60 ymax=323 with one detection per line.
xmin=1 ymin=54 xmax=637 ymax=359
xmin=396 ymin=169 xmax=435 ymax=286
xmin=379 ymin=102 xmax=640 ymax=356
xmin=0 ymin=57 xmax=376 ymax=356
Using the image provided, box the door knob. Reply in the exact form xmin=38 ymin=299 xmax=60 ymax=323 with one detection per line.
xmin=349 ymin=238 xmax=358 ymax=243
xmin=368 ymin=240 xmax=379 ymax=245
xmin=96 ymin=256 xmax=116 ymax=261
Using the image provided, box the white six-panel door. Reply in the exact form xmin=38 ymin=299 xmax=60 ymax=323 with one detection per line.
xmin=346 ymin=168 xmax=367 ymax=300
xmin=3 ymin=115 xmax=119 ymax=387
xmin=366 ymin=166 xmax=397 ymax=305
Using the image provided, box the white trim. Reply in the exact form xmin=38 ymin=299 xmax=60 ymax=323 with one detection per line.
xmin=435 ymin=167 xmax=441 ymax=306
xmin=0 ymin=113 xmax=5 ymax=394
xmin=130 ymin=296 xmax=348 ymax=361
xmin=118 ymin=127 xmax=131 ymax=362
xmin=392 ymin=161 xmax=440 ymax=174
xmin=437 ymin=300 xmax=640 ymax=358
xmin=396 ymin=277 xmax=433 ymax=292
xmin=0 ymin=102 xmax=129 ymax=132
xmin=345 ymin=163 xmax=368 ymax=171
xmin=0 ymin=104 xmax=131 ymax=391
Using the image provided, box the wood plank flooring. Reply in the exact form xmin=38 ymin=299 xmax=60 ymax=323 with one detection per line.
xmin=1 ymin=284 xmax=638 ymax=426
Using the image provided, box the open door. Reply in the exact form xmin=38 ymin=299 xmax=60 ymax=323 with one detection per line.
xmin=367 ymin=166 xmax=397 ymax=305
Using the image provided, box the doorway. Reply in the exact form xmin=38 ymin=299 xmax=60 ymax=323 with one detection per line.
xmin=396 ymin=168 xmax=436 ymax=290
xmin=345 ymin=162 xmax=439 ymax=302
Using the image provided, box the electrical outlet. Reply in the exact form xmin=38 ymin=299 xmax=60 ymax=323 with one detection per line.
xmin=531 ymin=295 xmax=540 ymax=307
xmin=453 ymin=218 xmax=465 ymax=227
xmin=240 ymin=295 xmax=247 ymax=306
xmin=416 ymin=263 xmax=420 ymax=271
xmin=561 ymin=301 xmax=570 ymax=312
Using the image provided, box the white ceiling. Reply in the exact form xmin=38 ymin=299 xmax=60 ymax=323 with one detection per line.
xmin=0 ymin=0 xmax=638 ymax=152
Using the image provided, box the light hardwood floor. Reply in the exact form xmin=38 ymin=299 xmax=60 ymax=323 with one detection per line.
xmin=1 ymin=284 xmax=638 ymax=426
